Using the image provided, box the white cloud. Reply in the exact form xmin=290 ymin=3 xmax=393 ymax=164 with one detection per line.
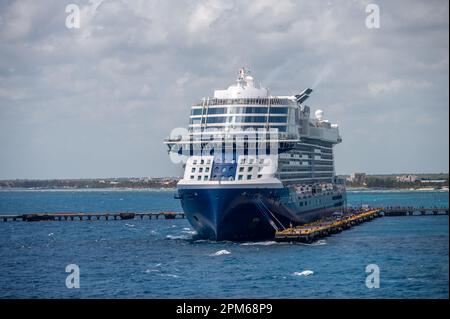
xmin=368 ymin=79 xmax=433 ymax=95
xmin=0 ymin=0 xmax=448 ymax=178
xmin=188 ymin=0 xmax=229 ymax=33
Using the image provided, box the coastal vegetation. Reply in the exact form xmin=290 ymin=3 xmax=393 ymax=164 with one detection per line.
xmin=0 ymin=178 xmax=178 ymax=189
xmin=343 ymin=173 xmax=448 ymax=190
xmin=0 ymin=174 xmax=447 ymax=190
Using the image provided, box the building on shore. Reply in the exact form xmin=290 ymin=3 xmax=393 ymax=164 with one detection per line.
xmin=396 ymin=175 xmax=418 ymax=183
xmin=420 ymin=179 xmax=447 ymax=184
xmin=348 ymin=172 xmax=367 ymax=185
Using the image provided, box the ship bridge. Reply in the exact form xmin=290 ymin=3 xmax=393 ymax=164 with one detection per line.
xmin=188 ymin=68 xmax=298 ymax=135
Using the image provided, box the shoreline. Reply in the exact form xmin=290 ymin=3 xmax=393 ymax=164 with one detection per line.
xmin=346 ymin=187 xmax=449 ymax=192
xmin=0 ymin=187 xmax=177 ymax=192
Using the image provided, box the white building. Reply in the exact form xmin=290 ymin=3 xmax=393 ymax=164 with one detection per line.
xmin=396 ymin=175 xmax=418 ymax=183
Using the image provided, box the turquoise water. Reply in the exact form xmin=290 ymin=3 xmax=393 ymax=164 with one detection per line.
xmin=0 ymin=189 xmax=448 ymax=298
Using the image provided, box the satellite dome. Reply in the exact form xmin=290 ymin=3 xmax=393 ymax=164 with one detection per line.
xmin=315 ymin=109 xmax=324 ymax=120
xmin=245 ymin=75 xmax=254 ymax=87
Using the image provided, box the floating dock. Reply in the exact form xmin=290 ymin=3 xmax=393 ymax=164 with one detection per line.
xmin=1 ymin=211 xmax=185 ymax=222
xmin=274 ymin=206 xmax=448 ymax=243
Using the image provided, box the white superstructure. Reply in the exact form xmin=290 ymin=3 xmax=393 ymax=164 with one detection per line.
xmin=167 ymin=68 xmax=342 ymax=188
xmin=164 ymin=68 xmax=346 ymax=241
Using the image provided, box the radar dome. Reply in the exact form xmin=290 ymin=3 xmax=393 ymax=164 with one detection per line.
xmin=245 ymin=75 xmax=254 ymax=87
xmin=315 ymin=109 xmax=324 ymax=121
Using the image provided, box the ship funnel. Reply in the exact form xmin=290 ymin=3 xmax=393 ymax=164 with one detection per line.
xmin=295 ymin=88 xmax=313 ymax=105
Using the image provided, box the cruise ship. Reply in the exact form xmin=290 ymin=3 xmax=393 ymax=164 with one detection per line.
xmin=165 ymin=68 xmax=346 ymax=241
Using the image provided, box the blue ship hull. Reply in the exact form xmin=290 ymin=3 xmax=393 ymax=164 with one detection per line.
xmin=178 ymin=186 xmax=346 ymax=241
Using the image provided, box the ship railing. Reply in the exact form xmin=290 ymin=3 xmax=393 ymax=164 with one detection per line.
xmin=192 ymin=97 xmax=293 ymax=107
xmin=164 ymin=137 xmax=301 ymax=145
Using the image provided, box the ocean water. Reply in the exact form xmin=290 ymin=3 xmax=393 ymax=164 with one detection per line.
xmin=0 ymin=189 xmax=448 ymax=298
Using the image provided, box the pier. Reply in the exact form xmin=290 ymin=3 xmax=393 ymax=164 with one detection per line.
xmin=0 ymin=207 xmax=447 ymax=225
xmin=1 ymin=211 xmax=185 ymax=222
xmin=275 ymin=206 xmax=448 ymax=243
xmin=343 ymin=206 xmax=449 ymax=217
xmin=275 ymin=209 xmax=383 ymax=243
xmin=381 ymin=207 xmax=448 ymax=216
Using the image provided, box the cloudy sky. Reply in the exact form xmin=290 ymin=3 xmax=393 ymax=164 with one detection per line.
xmin=0 ymin=0 xmax=448 ymax=179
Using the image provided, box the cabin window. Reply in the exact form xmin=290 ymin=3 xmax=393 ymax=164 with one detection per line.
xmin=191 ymin=108 xmax=203 ymax=116
xmin=190 ymin=118 xmax=202 ymax=125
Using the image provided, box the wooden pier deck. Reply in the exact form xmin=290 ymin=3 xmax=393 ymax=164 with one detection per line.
xmin=275 ymin=209 xmax=383 ymax=243
xmin=275 ymin=206 xmax=448 ymax=243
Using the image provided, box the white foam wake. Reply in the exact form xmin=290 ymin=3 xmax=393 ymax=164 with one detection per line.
xmin=161 ymin=274 xmax=180 ymax=278
xmin=293 ymin=270 xmax=314 ymax=277
xmin=144 ymin=269 xmax=160 ymax=273
xmin=182 ymin=230 xmax=197 ymax=235
xmin=166 ymin=234 xmax=189 ymax=240
xmin=240 ymin=241 xmax=277 ymax=246
xmin=210 ymin=249 xmax=231 ymax=256
xmin=298 ymin=240 xmax=327 ymax=246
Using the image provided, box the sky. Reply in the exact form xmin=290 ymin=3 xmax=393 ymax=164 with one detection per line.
xmin=0 ymin=0 xmax=448 ymax=179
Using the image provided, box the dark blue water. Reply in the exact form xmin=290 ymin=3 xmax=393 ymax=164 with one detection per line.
xmin=0 ymin=189 xmax=448 ymax=298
